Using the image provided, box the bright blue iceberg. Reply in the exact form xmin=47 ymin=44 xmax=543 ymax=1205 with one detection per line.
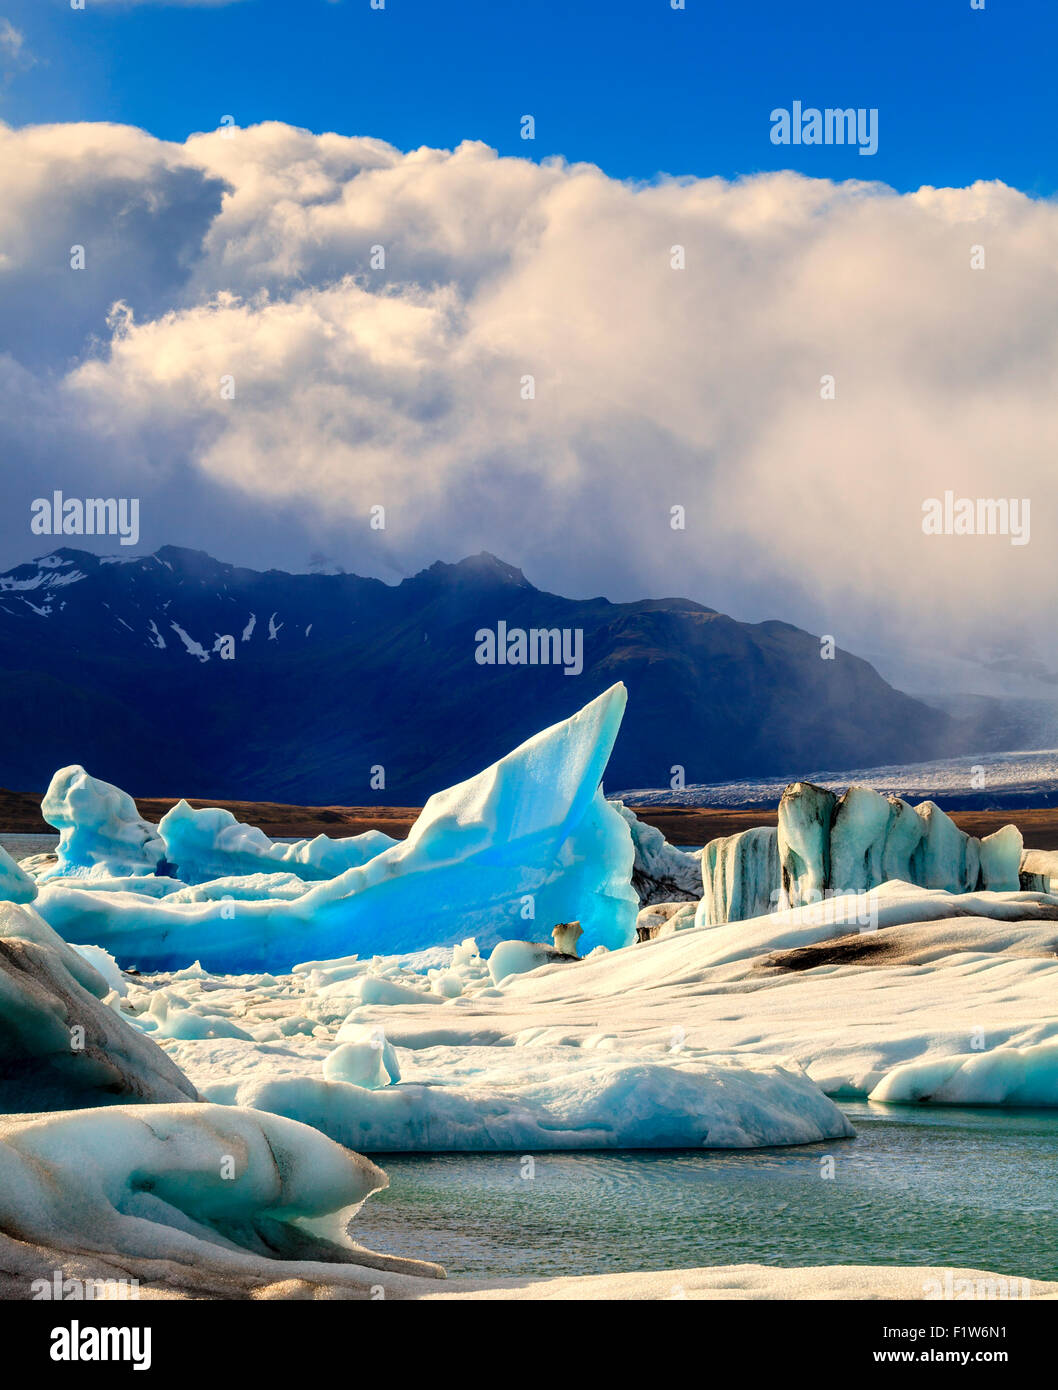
xmin=35 ymin=685 xmax=638 ymax=972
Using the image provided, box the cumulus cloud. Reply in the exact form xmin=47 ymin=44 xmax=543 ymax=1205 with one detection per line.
xmin=1 ymin=118 xmax=1056 ymax=689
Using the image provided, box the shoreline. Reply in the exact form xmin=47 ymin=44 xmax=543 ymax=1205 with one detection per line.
xmin=4 ymin=787 xmax=1058 ymax=849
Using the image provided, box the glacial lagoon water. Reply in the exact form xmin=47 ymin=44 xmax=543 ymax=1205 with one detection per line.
xmin=355 ymin=1102 xmax=1058 ymax=1282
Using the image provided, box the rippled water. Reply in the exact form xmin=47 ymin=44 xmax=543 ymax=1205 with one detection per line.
xmin=354 ymin=1103 xmax=1058 ymax=1281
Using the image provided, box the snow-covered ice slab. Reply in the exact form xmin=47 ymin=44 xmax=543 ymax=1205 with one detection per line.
xmin=158 ymin=800 xmax=398 ymax=884
xmin=206 ymin=1047 xmax=853 ymax=1152
xmin=870 ymin=1038 xmax=1058 ymax=1107
xmin=34 ymin=685 xmax=638 ymax=971
xmin=40 ymin=765 xmax=166 ymax=879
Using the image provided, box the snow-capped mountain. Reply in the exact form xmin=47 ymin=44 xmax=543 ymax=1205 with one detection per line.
xmin=0 ymin=545 xmax=956 ymax=803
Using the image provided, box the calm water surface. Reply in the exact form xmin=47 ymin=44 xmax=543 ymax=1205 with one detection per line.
xmin=355 ymin=1103 xmax=1058 ymax=1281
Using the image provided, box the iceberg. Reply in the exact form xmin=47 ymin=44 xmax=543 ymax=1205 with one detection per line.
xmin=158 ymin=800 xmax=398 ymax=884
xmin=828 ymin=785 xmax=891 ymax=892
xmin=778 ymin=781 xmax=836 ymax=907
xmin=879 ymin=795 xmax=928 ymax=881
xmin=41 ymin=765 xmax=167 ymax=879
xmin=34 ymin=685 xmax=639 ymax=972
xmin=911 ymin=800 xmax=981 ymax=892
xmin=213 ymin=1049 xmax=854 ymax=1153
xmin=697 ymin=825 xmax=779 ymax=927
xmin=698 ymin=783 xmax=1024 ymax=925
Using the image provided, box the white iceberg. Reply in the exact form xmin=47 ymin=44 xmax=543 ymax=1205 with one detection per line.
xmin=213 ymin=1048 xmax=854 ymax=1152
xmin=697 ymin=825 xmax=779 ymax=927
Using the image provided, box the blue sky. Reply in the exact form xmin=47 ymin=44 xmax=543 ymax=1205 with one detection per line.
xmin=2 ymin=0 xmax=1055 ymax=194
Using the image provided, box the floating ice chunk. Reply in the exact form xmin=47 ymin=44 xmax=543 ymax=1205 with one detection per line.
xmin=451 ymin=938 xmax=479 ymax=968
xmin=158 ymin=800 xmax=397 ymax=885
xmin=41 ymin=766 xmax=166 ymax=879
xmin=778 ymin=781 xmax=836 ymax=907
xmin=697 ymin=825 xmax=779 ymax=927
xmin=551 ymin=920 xmax=583 ymax=956
xmin=880 ymin=796 xmax=927 ymax=882
xmin=869 ymin=1038 xmax=1058 ymax=1107
xmin=34 ymin=685 xmax=638 ymax=971
xmin=829 ymin=785 xmax=891 ymax=893
xmin=911 ymin=801 xmax=980 ymax=892
xmin=325 ymin=1026 xmax=401 ymax=1089
xmin=639 ymin=901 xmax=698 ymax=939
xmin=356 ymin=975 xmax=442 ymax=1007
xmin=139 ymin=1005 xmax=254 ymax=1042
xmin=612 ymin=803 xmax=702 ymax=904
xmin=1020 ymin=848 xmax=1058 ymax=893
xmin=978 ymin=824 xmax=1023 ymax=892
xmin=488 ymin=939 xmax=572 ymax=985
xmin=222 ymin=1050 xmax=854 ymax=1152
xmin=0 ymin=844 xmax=37 ymax=904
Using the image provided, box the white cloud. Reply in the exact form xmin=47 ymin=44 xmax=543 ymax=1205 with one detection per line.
xmin=0 ymin=20 xmax=23 ymax=57
xmin=2 ymin=118 xmax=1057 ymax=682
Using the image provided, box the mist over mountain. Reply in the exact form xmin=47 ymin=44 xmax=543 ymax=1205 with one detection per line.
xmin=0 ymin=545 xmax=961 ymax=804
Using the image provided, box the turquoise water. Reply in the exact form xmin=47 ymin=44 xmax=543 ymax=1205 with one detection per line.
xmin=354 ymin=1103 xmax=1058 ymax=1281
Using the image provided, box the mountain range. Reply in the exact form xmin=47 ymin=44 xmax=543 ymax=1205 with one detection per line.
xmin=0 ymin=545 xmax=961 ymax=804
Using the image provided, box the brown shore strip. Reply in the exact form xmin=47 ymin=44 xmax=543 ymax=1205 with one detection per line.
xmin=3 ymin=787 xmax=1058 ymax=850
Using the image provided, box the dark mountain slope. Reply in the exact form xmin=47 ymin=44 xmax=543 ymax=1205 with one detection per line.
xmin=0 ymin=546 xmax=951 ymax=803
